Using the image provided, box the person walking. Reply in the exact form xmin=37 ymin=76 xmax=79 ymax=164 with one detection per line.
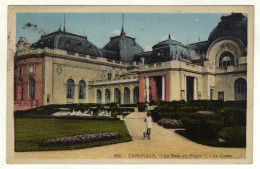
xmin=144 ymin=111 xmax=152 ymax=140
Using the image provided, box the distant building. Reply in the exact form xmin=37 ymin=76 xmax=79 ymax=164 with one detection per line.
xmin=14 ymin=13 xmax=247 ymax=110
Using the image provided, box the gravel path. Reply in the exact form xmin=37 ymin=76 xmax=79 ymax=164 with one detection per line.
xmin=14 ymin=112 xmax=246 ymax=160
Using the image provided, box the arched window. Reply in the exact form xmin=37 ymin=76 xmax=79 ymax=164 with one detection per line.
xmin=133 ymin=86 xmax=139 ymax=104
xmin=66 ymin=79 xmax=74 ymax=99
xmin=29 ymin=78 xmax=35 ymax=100
xmin=97 ymin=89 xmax=102 ymax=103
xmin=219 ymin=52 xmax=234 ymax=67
xmin=78 ymin=80 xmax=86 ymax=99
xmin=114 ymin=88 xmax=121 ymax=104
xmin=124 ymin=87 xmax=130 ymax=104
xmin=234 ymin=78 xmax=247 ymax=100
xmin=105 ymin=89 xmax=110 ymax=103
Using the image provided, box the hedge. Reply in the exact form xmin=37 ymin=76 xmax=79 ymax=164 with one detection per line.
xmin=151 ymin=106 xmax=200 ymax=122
xmin=182 ymin=113 xmax=224 ymax=139
xmin=217 ymin=107 xmax=246 ymax=127
xmin=137 ymin=103 xmax=147 ymax=112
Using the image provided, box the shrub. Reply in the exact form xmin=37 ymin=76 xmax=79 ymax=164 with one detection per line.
xmin=217 ymin=107 xmax=246 ymax=127
xmin=119 ymin=104 xmax=137 ymax=107
xmin=137 ymin=103 xmax=147 ymax=112
xmin=187 ymin=100 xmax=224 ymax=111
xmin=182 ymin=112 xmax=224 ymax=139
xmin=218 ymin=126 xmax=246 ymax=147
xmin=158 ymin=118 xmax=183 ymax=128
xmin=178 ymin=107 xmax=200 ymax=114
xmin=151 ymin=106 xmax=200 ymax=122
xmin=224 ymin=101 xmax=247 ymax=109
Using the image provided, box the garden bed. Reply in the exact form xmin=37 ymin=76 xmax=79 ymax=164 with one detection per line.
xmin=43 ymin=133 xmax=119 ymax=147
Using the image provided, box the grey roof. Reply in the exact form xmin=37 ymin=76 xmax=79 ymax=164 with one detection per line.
xmin=187 ymin=41 xmax=209 ymax=50
xmin=208 ymin=13 xmax=247 ymax=46
xmin=152 ymin=35 xmax=185 ymax=49
xmin=142 ymin=35 xmax=191 ymax=64
xmin=31 ymin=29 xmax=103 ymax=57
xmin=103 ymin=30 xmax=144 ymax=63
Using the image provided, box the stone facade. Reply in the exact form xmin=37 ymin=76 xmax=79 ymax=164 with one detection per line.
xmin=14 ymin=13 xmax=248 ymax=111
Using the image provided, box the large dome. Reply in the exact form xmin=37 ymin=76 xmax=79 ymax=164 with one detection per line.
xmin=31 ymin=29 xmax=103 ymax=57
xmin=208 ymin=13 xmax=247 ymax=46
xmin=103 ymin=29 xmax=144 ymax=63
xmin=144 ymin=35 xmax=191 ymax=63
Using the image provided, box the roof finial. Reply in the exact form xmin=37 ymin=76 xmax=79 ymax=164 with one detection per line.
xmin=120 ymin=14 xmax=125 ymax=36
xmin=168 ymin=34 xmax=171 ymax=39
xmin=63 ymin=13 xmax=66 ymax=32
xmin=59 ymin=21 xmax=61 ymax=31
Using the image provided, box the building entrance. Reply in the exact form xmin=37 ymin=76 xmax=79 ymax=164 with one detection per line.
xmin=149 ymin=76 xmax=162 ymax=102
xmin=186 ymin=76 xmax=194 ymax=101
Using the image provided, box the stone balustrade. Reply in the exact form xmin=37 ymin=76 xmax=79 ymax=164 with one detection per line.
xmin=16 ymin=47 xmax=133 ymax=67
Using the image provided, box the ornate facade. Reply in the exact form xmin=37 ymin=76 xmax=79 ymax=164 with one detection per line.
xmin=14 ymin=13 xmax=247 ymax=110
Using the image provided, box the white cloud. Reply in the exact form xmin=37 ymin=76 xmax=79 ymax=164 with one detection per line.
xmin=144 ymin=45 xmax=153 ymax=51
xmin=195 ymin=18 xmax=199 ymax=22
xmin=111 ymin=29 xmax=121 ymax=36
xmin=161 ymin=35 xmax=175 ymax=41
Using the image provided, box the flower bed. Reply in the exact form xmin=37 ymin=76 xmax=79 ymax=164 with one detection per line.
xmin=196 ymin=111 xmax=214 ymax=116
xmin=158 ymin=118 xmax=183 ymax=129
xmin=43 ymin=133 xmax=119 ymax=147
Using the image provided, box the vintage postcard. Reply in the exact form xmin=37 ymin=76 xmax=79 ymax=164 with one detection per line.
xmin=6 ymin=5 xmax=254 ymax=164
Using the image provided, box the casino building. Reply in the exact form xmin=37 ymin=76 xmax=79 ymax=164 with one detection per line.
xmin=14 ymin=13 xmax=248 ymax=110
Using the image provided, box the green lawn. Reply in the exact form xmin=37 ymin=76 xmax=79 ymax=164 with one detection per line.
xmin=15 ymin=118 xmax=132 ymax=152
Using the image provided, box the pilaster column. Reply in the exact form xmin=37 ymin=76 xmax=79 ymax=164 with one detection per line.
xmin=162 ymin=76 xmax=165 ymax=101
xmin=145 ymin=77 xmax=150 ymax=102
xmin=74 ymin=84 xmax=79 ymax=103
xmin=194 ymin=78 xmax=198 ymax=100
xmin=184 ymin=75 xmax=186 ymax=101
xmin=138 ymin=77 xmax=145 ymax=103
xmin=101 ymin=87 xmax=106 ymax=104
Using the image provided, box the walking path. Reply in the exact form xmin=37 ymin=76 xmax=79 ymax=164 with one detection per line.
xmin=14 ymin=112 xmax=246 ymax=161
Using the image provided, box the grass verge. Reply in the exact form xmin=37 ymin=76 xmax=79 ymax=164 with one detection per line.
xmin=15 ymin=118 xmax=132 ymax=152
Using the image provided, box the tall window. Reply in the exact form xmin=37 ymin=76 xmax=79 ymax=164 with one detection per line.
xmin=218 ymin=91 xmax=224 ymax=101
xmin=107 ymin=73 xmax=112 ymax=81
xmin=29 ymin=78 xmax=35 ymax=100
xmin=219 ymin=52 xmax=234 ymax=67
xmin=66 ymin=79 xmax=74 ymax=99
xmin=234 ymin=78 xmax=247 ymax=100
xmin=114 ymin=88 xmax=121 ymax=104
xmin=78 ymin=80 xmax=86 ymax=99
xmin=133 ymin=86 xmax=139 ymax=104
xmin=124 ymin=87 xmax=130 ymax=104
xmin=105 ymin=89 xmax=110 ymax=103
xmin=97 ymin=89 xmax=102 ymax=103
xmin=210 ymin=89 xmax=213 ymax=100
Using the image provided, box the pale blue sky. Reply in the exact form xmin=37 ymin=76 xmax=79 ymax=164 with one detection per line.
xmin=16 ymin=13 xmax=245 ymax=51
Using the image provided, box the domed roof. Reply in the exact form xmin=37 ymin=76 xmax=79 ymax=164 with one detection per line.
xmin=103 ymin=29 xmax=144 ymax=63
xmin=31 ymin=29 xmax=103 ymax=57
xmin=139 ymin=34 xmax=192 ymax=64
xmin=152 ymin=34 xmax=185 ymax=49
xmin=208 ymin=13 xmax=247 ymax=46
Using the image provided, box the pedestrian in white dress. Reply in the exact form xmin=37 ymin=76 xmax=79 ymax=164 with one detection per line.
xmin=144 ymin=112 xmax=152 ymax=139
